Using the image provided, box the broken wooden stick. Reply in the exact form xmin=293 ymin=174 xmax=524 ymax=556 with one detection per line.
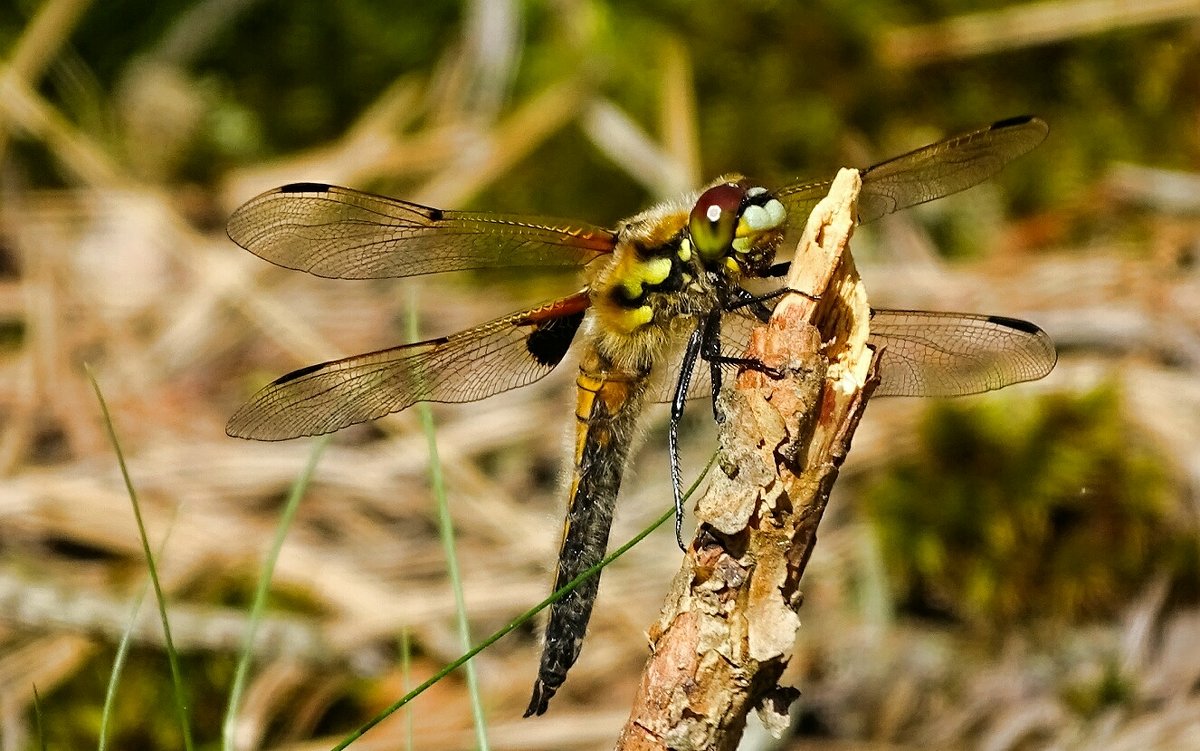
xmin=616 ymin=168 xmax=879 ymax=750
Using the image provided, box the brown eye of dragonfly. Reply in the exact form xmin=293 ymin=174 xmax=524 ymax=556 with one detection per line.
xmin=688 ymin=182 xmax=745 ymax=262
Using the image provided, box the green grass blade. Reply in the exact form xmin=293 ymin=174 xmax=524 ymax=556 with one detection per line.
xmin=222 ymin=435 xmax=331 ymax=751
xmin=85 ymin=365 xmax=195 ymax=751
xmin=407 ymin=287 xmax=490 ymax=750
xmin=400 ymin=629 xmax=414 ymax=751
xmin=100 ymin=504 xmax=181 ymax=751
xmin=33 ymin=684 xmax=46 ymax=751
xmin=330 ymin=452 xmax=716 ymax=750
xmin=99 ymin=581 xmax=145 ymax=751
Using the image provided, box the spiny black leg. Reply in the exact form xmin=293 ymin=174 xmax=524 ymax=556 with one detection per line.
xmin=726 ymin=284 xmax=819 ymax=320
xmin=701 ymin=307 xmax=725 ymax=422
xmin=670 ymin=325 xmax=704 ymax=551
xmin=706 ymin=354 xmax=785 ymax=380
xmin=729 ymin=283 xmax=777 ymax=321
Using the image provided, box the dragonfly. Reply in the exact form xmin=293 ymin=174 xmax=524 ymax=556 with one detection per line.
xmin=225 ymin=115 xmax=1057 ymax=716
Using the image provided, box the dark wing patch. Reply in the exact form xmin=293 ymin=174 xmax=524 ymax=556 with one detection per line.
xmin=278 ymin=181 xmax=332 ymax=194
xmin=869 ymin=309 xmax=1057 ymax=397
xmin=227 ymin=292 xmax=590 ymax=440
xmin=774 ymin=116 xmax=1048 ymax=228
xmin=525 ymin=310 xmax=586 ymax=367
xmin=227 ymin=184 xmax=616 ymax=279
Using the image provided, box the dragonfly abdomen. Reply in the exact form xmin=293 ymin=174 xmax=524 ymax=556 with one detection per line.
xmin=525 ymin=346 xmax=650 ymax=717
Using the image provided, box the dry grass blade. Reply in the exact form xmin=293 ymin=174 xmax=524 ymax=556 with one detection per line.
xmin=581 ymin=98 xmax=692 ymax=200
xmin=5 ymin=0 xmax=93 ymax=84
xmin=657 ymin=37 xmax=700 ymax=189
xmin=882 ymin=0 xmax=1200 ymax=67
xmin=414 ymin=77 xmax=587 ymax=207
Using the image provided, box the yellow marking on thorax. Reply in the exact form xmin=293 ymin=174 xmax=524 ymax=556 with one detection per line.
xmin=614 ymin=305 xmax=654 ymax=332
xmin=620 ymin=256 xmax=673 ymax=298
xmin=589 ymin=205 xmax=689 ymax=339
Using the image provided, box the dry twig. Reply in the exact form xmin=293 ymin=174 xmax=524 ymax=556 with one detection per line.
xmin=617 ymin=169 xmax=878 ymax=749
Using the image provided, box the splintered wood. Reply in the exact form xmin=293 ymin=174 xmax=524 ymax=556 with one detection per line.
xmin=617 ymin=169 xmax=878 ymax=751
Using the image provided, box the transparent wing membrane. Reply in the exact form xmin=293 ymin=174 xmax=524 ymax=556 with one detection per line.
xmin=867 ymin=309 xmax=1057 ymax=397
xmin=647 ymin=306 xmax=1055 ymax=403
xmin=227 ymin=183 xmax=616 ymax=279
xmin=775 ymin=116 xmax=1048 ymax=226
xmin=227 ymin=293 xmax=589 ymax=440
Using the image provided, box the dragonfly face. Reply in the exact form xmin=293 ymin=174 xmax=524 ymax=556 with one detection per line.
xmin=225 ymin=115 xmax=1057 ymax=716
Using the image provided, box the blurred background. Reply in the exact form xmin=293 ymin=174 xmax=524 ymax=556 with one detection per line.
xmin=1 ymin=0 xmax=1199 ymax=748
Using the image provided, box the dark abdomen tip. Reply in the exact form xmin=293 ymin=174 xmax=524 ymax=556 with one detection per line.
xmin=524 ymin=679 xmax=557 ymax=717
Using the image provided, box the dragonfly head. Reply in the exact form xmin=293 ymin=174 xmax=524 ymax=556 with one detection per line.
xmin=686 ymin=178 xmax=786 ymax=278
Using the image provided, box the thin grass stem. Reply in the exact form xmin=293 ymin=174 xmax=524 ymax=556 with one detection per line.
xmin=86 ymin=365 xmax=195 ymax=751
xmin=222 ymin=435 xmax=330 ymax=751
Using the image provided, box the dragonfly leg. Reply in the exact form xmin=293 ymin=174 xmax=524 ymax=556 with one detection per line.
xmin=701 ymin=307 xmax=726 ymax=422
xmin=700 ymin=299 xmax=786 ymax=422
xmin=670 ymin=324 xmax=704 ymax=551
xmin=726 ymin=281 xmax=819 ymax=322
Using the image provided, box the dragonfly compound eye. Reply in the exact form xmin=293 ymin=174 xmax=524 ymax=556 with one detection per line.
xmin=688 ymin=182 xmax=746 ymax=263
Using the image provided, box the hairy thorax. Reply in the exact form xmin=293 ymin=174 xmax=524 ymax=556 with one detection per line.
xmin=585 ymin=199 xmax=720 ymax=374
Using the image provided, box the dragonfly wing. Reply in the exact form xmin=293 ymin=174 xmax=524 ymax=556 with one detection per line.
xmin=647 ymin=306 xmax=1056 ymax=402
xmin=869 ymin=309 xmax=1057 ymax=397
xmin=227 ymin=292 xmax=590 ymax=440
xmin=775 ymin=116 xmax=1048 ymax=227
xmin=227 ymin=183 xmax=617 ymax=279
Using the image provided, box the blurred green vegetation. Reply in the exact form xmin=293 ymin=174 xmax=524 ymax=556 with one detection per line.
xmin=41 ymin=646 xmax=377 ymax=749
xmin=863 ymin=385 xmax=1198 ymax=628
xmin=45 ymin=648 xmax=235 ymax=750
xmin=2 ymin=0 xmax=1197 ymax=226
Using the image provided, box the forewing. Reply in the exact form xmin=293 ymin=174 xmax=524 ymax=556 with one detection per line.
xmin=869 ymin=309 xmax=1057 ymax=397
xmin=227 ymin=183 xmax=616 ymax=279
xmin=227 ymin=292 xmax=590 ymax=440
xmin=775 ymin=116 xmax=1048 ymax=227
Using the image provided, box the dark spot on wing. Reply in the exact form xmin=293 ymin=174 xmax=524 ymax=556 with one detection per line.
xmin=426 ymin=207 xmax=443 ymax=221
xmin=990 ymin=114 xmax=1035 ymax=129
xmin=985 ymin=314 xmax=1044 ymax=335
xmin=278 ymin=182 xmax=332 ymax=194
xmin=274 ymin=361 xmax=326 ymax=384
xmin=526 ymin=310 xmax=585 ymax=367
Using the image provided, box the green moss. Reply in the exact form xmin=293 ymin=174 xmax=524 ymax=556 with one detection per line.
xmin=1061 ymin=658 xmax=1134 ymax=718
xmin=863 ymin=385 xmax=1193 ymax=627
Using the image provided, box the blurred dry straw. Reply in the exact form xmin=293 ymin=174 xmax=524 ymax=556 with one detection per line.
xmin=0 ymin=1 xmax=1198 ymax=750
